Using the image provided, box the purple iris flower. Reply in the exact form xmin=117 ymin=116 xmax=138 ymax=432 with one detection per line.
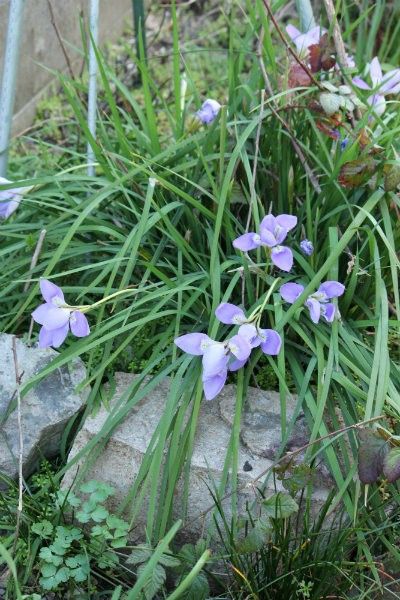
xmin=0 ymin=177 xmax=26 ymax=219
xmin=233 ymin=214 xmax=297 ymax=272
xmin=353 ymin=57 xmax=400 ymax=116
xmin=280 ymin=281 xmax=345 ymax=324
xmin=196 ymin=99 xmax=221 ymax=125
xmin=174 ymin=332 xmax=252 ymax=400
xmin=215 ymin=302 xmax=282 ymax=369
xmin=300 ymin=239 xmax=314 ymax=256
xmin=32 ymin=280 xmax=90 ymax=348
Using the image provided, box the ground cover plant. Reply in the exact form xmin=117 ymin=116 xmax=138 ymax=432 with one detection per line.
xmin=1 ymin=0 xmax=400 ymax=597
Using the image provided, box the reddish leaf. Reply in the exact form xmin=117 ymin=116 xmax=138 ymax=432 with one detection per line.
xmin=338 ymin=157 xmax=378 ymax=188
xmin=308 ymin=34 xmax=336 ymax=72
xmin=358 ymin=428 xmax=389 ymax=484
xmin=288 ymin=64 xmax=312 ymax=88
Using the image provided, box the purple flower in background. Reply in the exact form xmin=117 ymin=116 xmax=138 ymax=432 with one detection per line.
xmin=32 ymin=280 xmax=90 ymax=348
xmin=353 ymin=57 xmax=400 ymax=116
xmin=286 ymin=24 xmax=326 ymax=54
xmin=0 ymin=177 xmax=27 ymax=219
xmin=340 ymin=137 xmax=349 ymax=151
xmin=233 ymin=214 xmax=297 ymax=272
xmin=174 ymin=331 xmax=252 ymax=400
xmin=300 ymin=239 xmax=314 ymax=256
xmin=280 ymin=281 xmax=345 ymax=324
xmin=196 ymin=99 xmax=221 ymax=125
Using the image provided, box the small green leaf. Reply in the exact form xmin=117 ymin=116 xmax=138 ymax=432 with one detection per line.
xmin=262 ymin=492 xmax=299 ymax=519
xmin=49 ymin=541 xmax=67 ymax=556
xmin=54 ymin=566 xmax=70 ymax=584
xmin=158 ymin=552 xmax=181 ymax=567
xmin=41 ymin=563 xmax=57 ymax=578
xmin=110 ymin=536 xmax=128 ymax=548
xmin=32 ymin=520 xmax=53 ymax=539
xmin=39 ymin=576 xmax=56 ymax=590
xmin=137 ymin=562 xmax=166 ymax=600
xmin=383 ymin=447 xmax=400 ymax=483
xmin=91 ymin=505 xmax=109 ymax=522
xmin=39 ymin=547 xmax=63 ymax=566
xmin=127 ymin=545 xmax=153 ymax=565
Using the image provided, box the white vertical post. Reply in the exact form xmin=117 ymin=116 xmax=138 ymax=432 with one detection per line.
xmin=295 ymin=0 xmax=316 ymax=32
xmin=0 ymin=0 xmax=25 ymax=177
xmin=87 ymin=0 xmax=99 ymax=177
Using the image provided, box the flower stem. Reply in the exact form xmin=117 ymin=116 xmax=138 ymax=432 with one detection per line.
xmin=68 ymin=286 xmax=137 ymax=313
xmin=248 ymin=277 xmax=281 ymax=322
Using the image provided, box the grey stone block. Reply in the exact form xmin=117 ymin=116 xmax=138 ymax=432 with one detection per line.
xmin=62 ymin=373 xmax=331 ymax=543
xmin=0 ymin=333 xmax=88 ymax=482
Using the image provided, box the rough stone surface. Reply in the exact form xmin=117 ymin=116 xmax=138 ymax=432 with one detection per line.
xmin=0 ymin=333 xmax=88 ymax=482
xmin=63 ymin=373 xmax=331 ymax=542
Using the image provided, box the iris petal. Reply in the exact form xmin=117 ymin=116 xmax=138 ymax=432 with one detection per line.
xmin=271 ymin=246 xmax=293 ymax=272
xmin=40 ymin=280 xmax=65 ymax=304
xmin=202 ymin=372 xmax=228 ymax=400
xmin=70 ymin=311 xmax=90 ymax=337
xmin=174 ymin=333 xmax=211 ymax=355
xmin=215 ymin=303 xmax=246 ymax=325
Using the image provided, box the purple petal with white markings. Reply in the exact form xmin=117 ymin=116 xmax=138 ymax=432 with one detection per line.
xmin=32 ymin=304 xmax=70 ymax=330
xmin=215 ymin=303 xmax=246 ymax=325
xmin=238 ymin=323 xmax=261 ymax=347
xmin=228 ymin=334 xmax=252 ymax=361
xmin=280 ymin=282 xmax=304 ymax=304
xmin=174 ymin=333 xmax=211 ymax=355
xmin=228 ymin=358 xmax=248 ymax=372
xmin=380 ymin=69 xmax=400 ymax=93
xmin=70 ymin=311 xmax=90 ymax=337
xmin=352 ymin=77 xmax=370 ymax=90
xmin=260 ymin=329 xmax=282 ymax=355
xmin=318 ymin=281 xmax=345 ymax=299
xmin=276 ymin=214 xmax=297 ymax=231
xmin=202 ymin=344 xmax=228 ymax=378
xmin=369 ymin=57 xmax=382 ymax=86
xmin=271 ymin=246 xmax=293 ymax=272
xmin=323 ymin=303 xmax=336 ymax=322
xmin=233 ymin=232 xmax=261 ymax=251
xmin=306 ymin=298 xmax=321 ymax=323
xmin=260 ymin=214 xmax=276 ymax=234
xmin=38 ymin=327 xmax=55 ymax=348
xmin=40 ymin=280 xmax=65 ymax=304
xmin=202 ymin=372 xmax=227 ymax=400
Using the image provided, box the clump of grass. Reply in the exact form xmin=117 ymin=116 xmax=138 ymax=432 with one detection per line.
xmin=1 ymin=0 xmax=400 ymax=597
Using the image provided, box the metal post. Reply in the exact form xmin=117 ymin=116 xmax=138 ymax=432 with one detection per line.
xmin=0 ymin=0 xmax=25 ymax=177
xmin=87 ymin=0 xmax=99 ymax=177
xmin=295 ymin=0 xmax=316 ymax=32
